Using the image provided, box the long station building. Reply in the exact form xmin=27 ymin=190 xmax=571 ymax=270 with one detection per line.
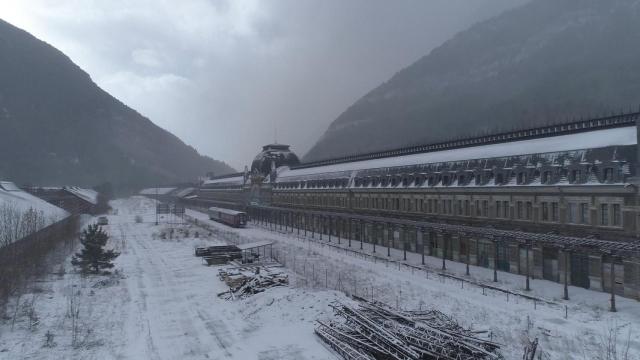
xmin=183 ymin=112 xmax=640 ymax=300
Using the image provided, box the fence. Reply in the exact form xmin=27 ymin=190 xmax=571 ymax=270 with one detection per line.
xmin=186 ymin=212 xmax=569 ymax=316
xmin=0 ymin=215 xmax=80 ymax=306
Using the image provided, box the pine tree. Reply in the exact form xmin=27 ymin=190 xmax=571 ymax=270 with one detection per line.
xmin=71 ymin=224 xmax=119 ymax=274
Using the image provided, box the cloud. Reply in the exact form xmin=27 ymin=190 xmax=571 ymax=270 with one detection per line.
xmin=0 ymin=0 xmax=527 ymax=169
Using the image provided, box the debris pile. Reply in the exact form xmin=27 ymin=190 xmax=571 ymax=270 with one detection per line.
xmin=195 ymin=245 xmax=242 ymax=265
xmin=217 ymin=267 xmax=288 ymax=300
xmin=316 ymin=298 xmax=502 ymax=360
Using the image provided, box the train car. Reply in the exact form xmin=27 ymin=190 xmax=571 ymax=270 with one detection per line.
xmin=207 ymin=206 xmax=247 ymax=228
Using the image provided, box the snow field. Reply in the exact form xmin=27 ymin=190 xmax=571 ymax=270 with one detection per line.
xmin=187 ymin=208 xmax=640 ymax=359
xmin=0 ymin=197 xmax=342 ymax=360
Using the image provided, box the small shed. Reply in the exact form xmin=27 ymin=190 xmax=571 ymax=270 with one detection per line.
xmin=237 ymin=241 xmax=274 ymax=263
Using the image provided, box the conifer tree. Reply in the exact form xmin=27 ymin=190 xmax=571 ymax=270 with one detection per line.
xmin=71 ymin=224 xmax=119 ymax=274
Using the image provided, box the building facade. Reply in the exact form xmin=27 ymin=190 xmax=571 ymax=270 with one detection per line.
xmin=186 ymin=113 xmax=640 ymax=300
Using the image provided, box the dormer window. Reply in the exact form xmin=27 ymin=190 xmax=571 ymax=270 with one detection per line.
xmin=496 ymin=173 xmax=504 ymax=185
xmin=391 ymin=178 xmax=398 ymax=187
xmin=475 ymin=174 xmax=482 ymax=186
xmin=570 ymin=169 xmax=581 ymax=184
xmin=442 ymin=176 xmax=450 ymax=186
xmin=542 ymin=171 xmax=552 ymax=184
xmin=604 ymin=168 xmax=614 ymax=183
xmin=458 ymin=175 xmax=465 ymax=184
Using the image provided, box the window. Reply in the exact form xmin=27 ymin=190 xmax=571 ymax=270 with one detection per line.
xmin=458 ymin=200 xmax=463 ymax=215
xmin=613 ymin=204 xmax=621 ymax=226
xmin=526 ymin=202 xmax=533 ymax=220
xmin=568 ymin=203 xmax=577 ymax=224
xmin=600 ymin=204 xmax=609 ymax=226
xmin=475 ymin=200 xmax=481 ymax=216
xmin=542 ymin=171 xmax=552 ymax=184
xmin=541 ymin=202 xmax=549 ymax=221
xmin=517 ymin=201 xmax=524 ymax=219
xmin=503 ymin=201 xmax=509 ymax=218
xmin=570 ymin=169 xmax=581 ymax=184
xmin=482 ymin=200 xmax=489 ymax=217
xmin=552 ymin=203 xmax=559 ymax=222
xmin=580 ymin=203 xmax=589 ymax=224
xmin=496 ymin=201 xmax=501 ymax=218
xmin=464 ymin=200 xmax=470 ymax=216
xmin=604 ymin=168 xmax=614 ymax=183
xmin=517 ymin=172 xmax=525 ymax=184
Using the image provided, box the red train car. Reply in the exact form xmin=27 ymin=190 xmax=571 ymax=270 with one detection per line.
xmin=207 ymin=206 xmax=247 ymax=228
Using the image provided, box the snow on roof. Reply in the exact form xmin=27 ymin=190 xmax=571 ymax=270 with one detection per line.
xmin=139 ymin=187 xmax=177 ymax=195
xmin=64 ymin=186 xmax=99 ymax=205
xmin=278 ymin=126 xmax=637 ymax=179
xmin=203 ymin=176 xmax=244 ymax=186
xmin=0 ymin=181 xmax=21 ymax=191
xmin=0 ymin=181 xmax=69 ymax=223
xmin=173 ymin=188 xmax=195 ymax=198
xmin=237 ymin=240 xmax=274 ymax=250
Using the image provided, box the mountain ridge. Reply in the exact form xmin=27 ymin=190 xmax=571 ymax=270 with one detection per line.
xmin=0 ymin=18 xmax=235 ymax=188
xmin=304 ymin=0 xmax=640 ymax=162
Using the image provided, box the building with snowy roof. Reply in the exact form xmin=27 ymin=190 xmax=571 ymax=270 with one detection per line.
xmin=26 ymin=186 xmax=101 ymax=215
xmin=185 ymin=112 xmax=640 ymax=299
xmin=0 ymin=181 xmax=70 ymax=246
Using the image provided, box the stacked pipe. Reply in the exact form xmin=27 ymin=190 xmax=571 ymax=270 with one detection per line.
xmin=316 ymin=298 xmax=502 ymax=360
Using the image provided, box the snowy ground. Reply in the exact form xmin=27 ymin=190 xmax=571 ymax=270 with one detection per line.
xmin=0 ymin=197 xmax=342 ymax=360
xmin=1 ymin=196 xmax=638 ymax=359
xmin=186 ymin=208 xmax=640 ymax=360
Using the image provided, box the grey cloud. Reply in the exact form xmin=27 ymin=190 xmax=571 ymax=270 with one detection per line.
xmin=0 ymin=0 xmax=528 ymax=169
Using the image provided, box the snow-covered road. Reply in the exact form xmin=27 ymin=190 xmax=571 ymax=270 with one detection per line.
xmin=0 ymin=197 xmax=338 ymax=360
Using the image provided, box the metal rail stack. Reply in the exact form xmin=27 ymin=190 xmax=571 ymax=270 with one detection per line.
xmin=316 ymin=298 xmax=502 ymax=360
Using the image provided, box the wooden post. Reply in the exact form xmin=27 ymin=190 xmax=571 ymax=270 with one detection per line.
xmin=387 ymin=223 xmax=392 ymax=257
xmin=525 ymin=243 xmax=531 ymax=291
xmin=372 ymin=223 xmax=377 ymax=253
xmin=563 ymin=250 xmax=569 ymax=301
xmin=610 ymin=256 xmax=617 ymax=312
xmin=493 ymin=239 xmax=498 ymax=282
xmin=420 ymin=227 xmax=425 ymax=265
xmin=441 ymin=232 xmax=446 ymax=270
xmin=402 ymin=226 xmax=407 ymax=261
xmin=348 ymin=219 xmax=352 ymax=247
xmin=360 ymin=220 xmax=364 ymax=250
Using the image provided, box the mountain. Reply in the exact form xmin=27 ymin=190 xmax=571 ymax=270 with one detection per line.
xmin=0 ymin=19 xmax=234 ymax=188
xmin=304 ymin=0 xmax=640 ymax=162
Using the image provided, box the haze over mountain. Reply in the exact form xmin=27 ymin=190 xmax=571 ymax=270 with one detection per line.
xmin=0 ymin=19 xmax=234 ymax=188
xmin=304 ymin=0 xmax=640 ymax=162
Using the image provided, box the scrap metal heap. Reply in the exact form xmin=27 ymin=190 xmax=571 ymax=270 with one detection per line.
xmin=316 ymin=298 xmax=502 ymax=360
xmin=217 ymin=266 xmax=288 ymax=300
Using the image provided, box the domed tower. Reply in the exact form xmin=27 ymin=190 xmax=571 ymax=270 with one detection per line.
xmin=251 ymin=144 xmax=300 ymax=175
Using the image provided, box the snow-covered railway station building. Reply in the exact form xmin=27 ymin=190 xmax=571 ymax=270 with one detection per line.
xmin=188 ymin=112 xmax=640 ymax=300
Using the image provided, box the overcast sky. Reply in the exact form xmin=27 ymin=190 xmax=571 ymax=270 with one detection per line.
xmin=0 ymin=0 xmax=526 ymax=169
